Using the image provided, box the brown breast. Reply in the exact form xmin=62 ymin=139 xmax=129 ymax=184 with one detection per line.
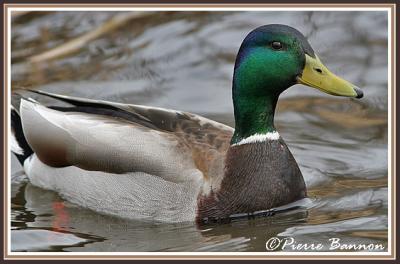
xmin=196 ymin=139 xmax=307 ymax=223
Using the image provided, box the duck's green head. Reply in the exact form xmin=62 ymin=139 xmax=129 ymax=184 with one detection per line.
xmin=231 ymin=24 xmax=363 ymax=144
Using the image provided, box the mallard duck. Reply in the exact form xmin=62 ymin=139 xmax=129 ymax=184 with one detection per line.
xmin=11 ymin=24 xmax=363 ymax=223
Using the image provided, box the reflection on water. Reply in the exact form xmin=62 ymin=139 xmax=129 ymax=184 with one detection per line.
xmin=10 ymin=10 xmax=388 ymax=252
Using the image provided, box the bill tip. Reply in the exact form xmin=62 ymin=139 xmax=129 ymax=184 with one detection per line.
xmin=354 ymin=87 xmax=364 ymax=99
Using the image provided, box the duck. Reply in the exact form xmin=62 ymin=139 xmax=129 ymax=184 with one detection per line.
xmin=11 ymin=24 xmax=363 ymax=223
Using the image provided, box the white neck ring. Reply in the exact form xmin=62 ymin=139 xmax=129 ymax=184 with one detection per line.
xmin=231 ymin=131 xmax=280 ymax=146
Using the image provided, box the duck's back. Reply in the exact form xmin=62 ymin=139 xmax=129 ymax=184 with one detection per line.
xmin=13 ymin=90 xmax=233 ymax=222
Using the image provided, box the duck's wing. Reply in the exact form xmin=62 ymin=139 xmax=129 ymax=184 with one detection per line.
xmin=16 ymin=90 xmax=233 ymax=183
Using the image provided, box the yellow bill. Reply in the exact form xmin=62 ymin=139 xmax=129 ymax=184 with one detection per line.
xmin=297 ymin=54 xmax=363 ymax=99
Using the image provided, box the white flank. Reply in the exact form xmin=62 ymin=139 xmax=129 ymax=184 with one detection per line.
xmin=232 ymin=132 xmax=280 ymax=146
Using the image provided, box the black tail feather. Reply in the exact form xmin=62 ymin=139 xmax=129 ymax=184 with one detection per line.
xmin=11 ymin=103 xmax=33 ymax=165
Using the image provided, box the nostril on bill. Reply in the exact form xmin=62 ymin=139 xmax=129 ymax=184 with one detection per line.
xmin=314 ymin=68 xmax=323 ymax=74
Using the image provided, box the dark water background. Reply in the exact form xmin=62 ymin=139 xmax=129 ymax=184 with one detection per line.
xmin=10 ymin=11 xmax=388 ymax=252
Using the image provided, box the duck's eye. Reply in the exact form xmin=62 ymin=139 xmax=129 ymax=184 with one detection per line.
xmin=271 ymin=41 xmax=283 ymax=50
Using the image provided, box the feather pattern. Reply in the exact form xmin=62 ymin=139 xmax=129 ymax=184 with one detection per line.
xmin=25 ymin=155 xmax=202 ymax=222
xmin=16 ymin=90 xmax=235 ymax=222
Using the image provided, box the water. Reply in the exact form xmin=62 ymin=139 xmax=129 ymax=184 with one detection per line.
xmin=10 ymin=11 xmax=388 ymax=252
